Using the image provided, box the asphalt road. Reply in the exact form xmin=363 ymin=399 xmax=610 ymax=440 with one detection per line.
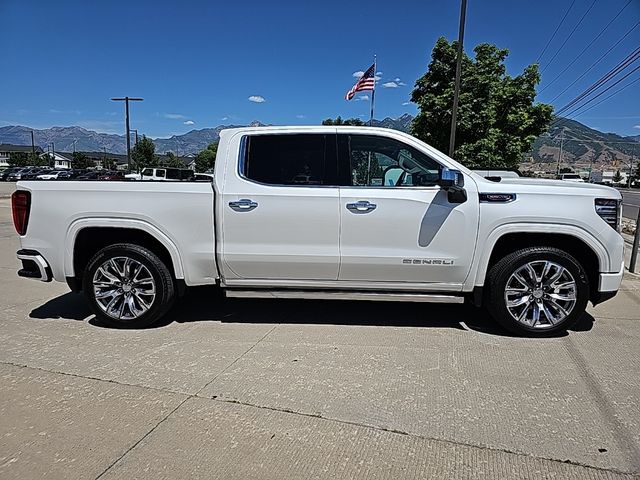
xmin=1 ymin=197 xmax=640 ymax=479
xmin=619 ymin=188 xmax=640 ymax=220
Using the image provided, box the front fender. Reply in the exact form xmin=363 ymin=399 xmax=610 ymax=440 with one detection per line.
xmin=468 ymin=223 xmax=610 ymax=289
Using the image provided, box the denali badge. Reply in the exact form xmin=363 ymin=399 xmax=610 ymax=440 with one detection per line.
xmin=403 ymin=259 xmax=454 ymax=265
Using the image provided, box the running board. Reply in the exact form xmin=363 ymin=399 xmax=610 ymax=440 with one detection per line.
xmin=224 ymin=290 xmax=464 ymax=304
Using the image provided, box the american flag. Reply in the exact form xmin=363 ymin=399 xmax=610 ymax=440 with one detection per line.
xmin=345 ymin=63 xmax=376 ymax=100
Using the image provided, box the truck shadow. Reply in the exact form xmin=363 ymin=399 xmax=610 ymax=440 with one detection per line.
xmin=28 ymin=287 xmax=595 ymax=338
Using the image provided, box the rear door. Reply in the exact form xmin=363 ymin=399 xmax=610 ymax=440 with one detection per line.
xmin=220 ymin=132 xmax=341 ymax=281
xmin=337 ymin=133 xmax=479 ymax=288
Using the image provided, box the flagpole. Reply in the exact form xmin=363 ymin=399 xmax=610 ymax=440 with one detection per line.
xmin=369 ymin=54 xmax=376 ymax=126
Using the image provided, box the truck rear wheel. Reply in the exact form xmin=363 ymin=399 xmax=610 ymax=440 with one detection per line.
xmin=485 ymin=247 xmax=589 ymax=336
xmin=83 ymin=243 xmax=175 ymax=328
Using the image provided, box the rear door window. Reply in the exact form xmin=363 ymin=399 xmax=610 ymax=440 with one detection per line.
xmin=243 ymin=134 xmax=338 ymax=186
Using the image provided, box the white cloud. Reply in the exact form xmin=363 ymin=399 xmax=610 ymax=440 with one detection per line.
xmin=394 ymin=77 xmax=401 ymax=82
xmin=352 ymin=71 xmax=364 ymax=78
xmin=374 ymin=75 xmax=382 ymax=81
xmin=376 ymin=71 xmax=383 ymax=76
xmin=49 ymin=109 xmax=81 ymax=115
xmin=402 ymin=101 xmax=411 ymax=106
xmin=383 ymin=82 xmax=399 ymax=88
xmin=164 ymin=113 xmax=186 ymax=119
xmin=183 ymin=120 xmax=195 ymax=125
xmin=355 ymin=95 xmax=370 ymax=102
xmin=221 ymin=116 xmax=229 ymax=121
xmin=296 ymin=114 xmax=306 ymax=119
xmin=248 ymin=95 xmax=266 ymax=103
xmin=634 ymin=125 xmax=640 ymax=129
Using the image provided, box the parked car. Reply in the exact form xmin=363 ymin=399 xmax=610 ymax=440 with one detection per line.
xmin=98 ymin=171 xmax=125 ymax=181
xmin=36 ymin=170 xmax=68 ymax=180
xmin=11 ymin=126 xmax=624 ymax=336
xmin=1 ymin=167 xmax=22 ymax=181
xmin=76 ymin=171 xmax=102 ymax=181
xmin=8 ymin=167 xmax=44 ymax=181
xmin=140 ymin=167 xmax=195 ymax=181
xmin=559 ymin=173 xmax=585 ymax=183
xmin=472 ymin=169 xmax=521 ymax=180
xmin=22 ymin=167 xmax=52 ymax=180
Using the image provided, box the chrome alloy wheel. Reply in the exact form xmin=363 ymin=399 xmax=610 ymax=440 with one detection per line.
xmin=92 ymin=257 xmax=156 ymax=320
xmin=504 ymin=260 xmax=577 ymax=329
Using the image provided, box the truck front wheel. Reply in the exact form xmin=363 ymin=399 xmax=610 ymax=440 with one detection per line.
xmin=485 ymin=247 xmax=589 ymax=336
xmin=83 ymin=243 xmax=175 ymax=328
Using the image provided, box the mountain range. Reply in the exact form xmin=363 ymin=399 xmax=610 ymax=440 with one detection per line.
xmin=1 ymin=113 xmax=638 ymax=171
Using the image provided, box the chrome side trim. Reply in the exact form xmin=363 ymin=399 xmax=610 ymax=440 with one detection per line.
xmin=479 ymin=193 xmax=516 ymax=203
xmin=225 ymin=289 xmax=464 ymax=303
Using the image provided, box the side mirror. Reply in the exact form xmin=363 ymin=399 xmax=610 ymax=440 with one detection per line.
xmin=438 ymin=168 xmax=467 ymax=204
xmin=438 ymin=168 xmax=464 ymax=188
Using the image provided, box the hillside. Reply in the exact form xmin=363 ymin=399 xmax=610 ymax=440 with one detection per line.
xmin=526 ymin=118 xmax=638 ymax=173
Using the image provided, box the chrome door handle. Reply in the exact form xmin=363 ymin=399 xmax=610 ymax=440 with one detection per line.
xmin=346 ymin=200 xmax=377 ymax=213
xmin=229 ymin=199 xmax=258 ymax=212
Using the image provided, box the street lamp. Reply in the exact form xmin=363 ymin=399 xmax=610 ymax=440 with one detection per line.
xmin=111 ymin=96 xmax=143 ymax=171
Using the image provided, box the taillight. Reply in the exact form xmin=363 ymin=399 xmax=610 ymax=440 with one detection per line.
xmin=11 ymin=190 xmax=31 ymax=236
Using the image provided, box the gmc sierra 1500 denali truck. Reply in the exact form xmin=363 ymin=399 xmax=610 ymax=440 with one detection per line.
xmin=12 ymin=126 xmax=624 ymax=335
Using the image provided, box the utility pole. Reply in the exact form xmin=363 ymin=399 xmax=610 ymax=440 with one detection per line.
xmin=131 ymin=129 xmax=139 ymax=146
xmin=72 ymin=139 xmax=78 ymax=154
xmin=111 ymin=96 xmax=143 ymax=171
xmin=556 ymin=128 xmax=565 ymax=177
xmin=50 ymin=142 xmax=55 ymax=168
xmin=629 ymin=143 xmax=636 ymax=189
xmin=448 ymin=0 xmax=468 ymax=157
xmin=30 ymin=130 xmax=35 ymax=155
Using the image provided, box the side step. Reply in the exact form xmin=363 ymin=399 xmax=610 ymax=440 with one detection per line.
xmin=225 ymin=289 xmax=464 ymax=304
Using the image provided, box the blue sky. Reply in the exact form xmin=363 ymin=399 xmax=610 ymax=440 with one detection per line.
xmin=1 ymin=0 xmax=639 ymax=138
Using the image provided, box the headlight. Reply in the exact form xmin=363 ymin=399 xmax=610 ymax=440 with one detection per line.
xmin=595 ymin=198 xmax=621 ymax=232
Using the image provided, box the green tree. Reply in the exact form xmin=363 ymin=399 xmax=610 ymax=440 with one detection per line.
xmin=131 ymin=135 xmax=157 ymax=172
xmin=102 ymin=157 xmax=117 ymax=170
xmin=9 ymin=152 xmax=48 ymax=167
xmin=195 ymin=142 xmax=218 ymax=172
xmin=322 ymin=116 xmax=365 ymax=126
xmin=162 ymin=152 xmax=185 ymax=168
xmin=612 ymin=169 xmax=623 ymax=183
xmin=72 ymin=152 xmax=94 ymax=169
xmin=411 ymin=37 xmax=553 ymax=170
xmin=559 ymin=167 xmax=573 ymax=174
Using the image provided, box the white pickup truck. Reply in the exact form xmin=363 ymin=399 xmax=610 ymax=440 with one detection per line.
xmin=12 ymin=126 xmax=624 ymax=335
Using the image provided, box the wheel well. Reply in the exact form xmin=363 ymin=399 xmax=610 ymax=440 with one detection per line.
xmin=72 ymin=227 xmax=176 ymax=290
xmin=486 ymin=232 xmax=600 ymax=301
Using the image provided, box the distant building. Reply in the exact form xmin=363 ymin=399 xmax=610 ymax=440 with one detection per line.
xmin=589 ymin=170 xmax=628 ymax=184
xmin=0 ymin=144 xmax=44 ymax=168
xmin=42 ymin=152 xmax=73 ymax=169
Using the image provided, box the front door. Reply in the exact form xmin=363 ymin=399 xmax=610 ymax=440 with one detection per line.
xmin=221 ymin=132 xmax=341 ymax=281
xmin=337 ymin=133 xmax=478 ymax=288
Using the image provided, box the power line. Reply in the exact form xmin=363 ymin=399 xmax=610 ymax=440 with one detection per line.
xmin=549 ymin=21 xmax=639 ymax=103
xmin=540 ymin=0 xmax=598 ymax=74
xmin=554 ymin=46 xmax=640 ymax=117
xmin=564 ymin=74 xmax=640 ymax=119
xmin=539 ymin=0 xmax=633 ymax=94
xmin=536 ymin=0 xmax=577 ymax=63
xmin=550 ymin=71 xmax=640 ymax=132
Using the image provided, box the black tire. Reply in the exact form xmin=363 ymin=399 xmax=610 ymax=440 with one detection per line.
xmin=83 ymin=243 xmax=175 ymax=328
xmin=485 ymin=247 xmax=589 ymax=336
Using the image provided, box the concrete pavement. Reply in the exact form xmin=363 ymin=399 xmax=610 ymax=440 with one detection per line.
xmin=0 ymin=197 xmax=639 ymax=479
